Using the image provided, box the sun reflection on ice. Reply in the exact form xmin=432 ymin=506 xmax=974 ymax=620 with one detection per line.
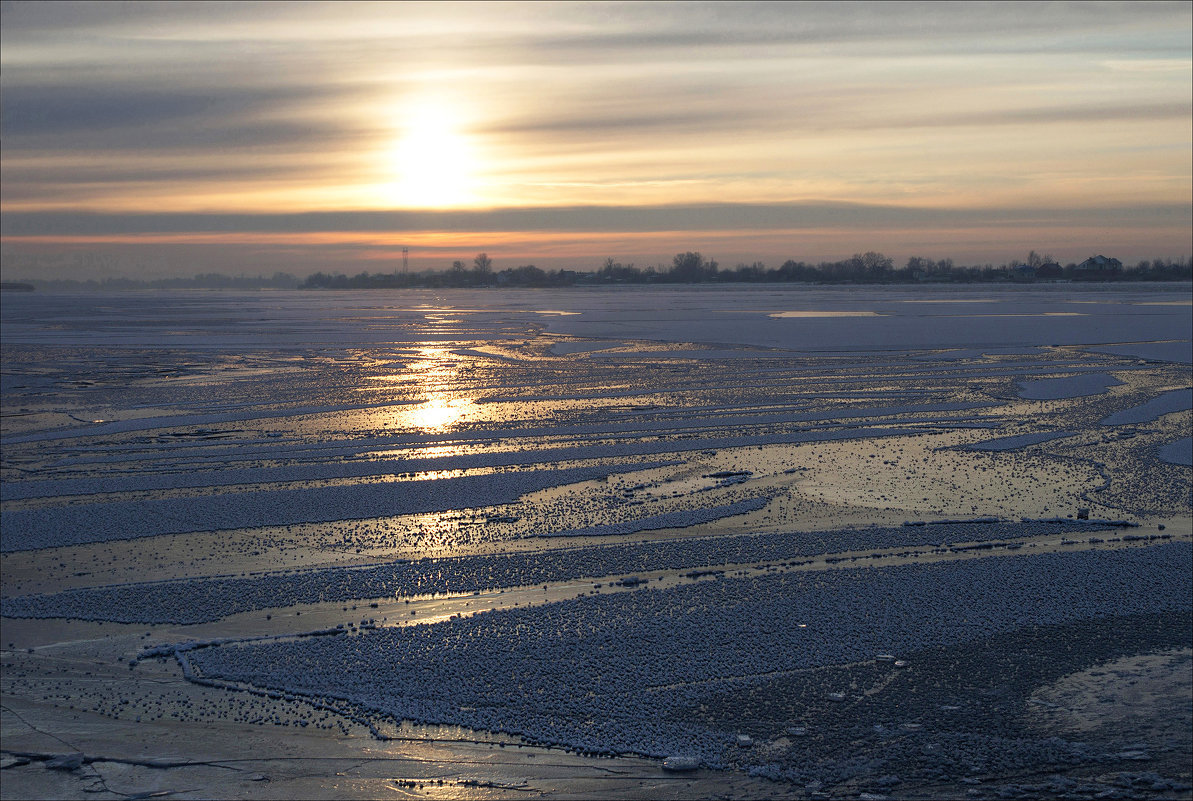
xmin=388 ymin=345 xmax=479 ymax=435
xmin=410 ymin=396 xmax=475 ymax=432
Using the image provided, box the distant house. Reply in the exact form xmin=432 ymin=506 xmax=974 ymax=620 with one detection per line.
xmin=1076 ymin=255 xmax=1122 ymax=272
xmin=1036 ymin=262 xmax=1063 ymax=279
xmin=1013 ymin=261 xmax=1064 ymax=280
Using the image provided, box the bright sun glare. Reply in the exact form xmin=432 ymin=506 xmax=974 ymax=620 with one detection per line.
xmin=388 ymin=345 xmax=478 ymax=433
xmin=387 ymin=102 xmax=478 ymax=208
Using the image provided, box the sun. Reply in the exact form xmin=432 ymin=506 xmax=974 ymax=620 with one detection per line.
xmin=386 ymin=102 xmax=479 ymax=208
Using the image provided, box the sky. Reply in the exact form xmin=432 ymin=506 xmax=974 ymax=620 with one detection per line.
xmin=1 ymin=1 xmax=1190 ymax=280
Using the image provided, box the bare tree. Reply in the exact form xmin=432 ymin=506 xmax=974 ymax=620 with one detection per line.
xmin=671 ymin=252 xmax=717 ymax=281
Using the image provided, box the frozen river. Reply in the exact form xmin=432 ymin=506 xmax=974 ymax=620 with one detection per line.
xmin=2 ymin=284 xmax=1191 ymax=799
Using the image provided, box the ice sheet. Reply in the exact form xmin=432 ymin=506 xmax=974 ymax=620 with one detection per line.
xmin=3 ymin=284 xmax=1190 ymax=797
xmin=1017 ymin=374 xmax=1123 ymax=400
xmin=1101 ymin=388 xmax=1193 ymax=426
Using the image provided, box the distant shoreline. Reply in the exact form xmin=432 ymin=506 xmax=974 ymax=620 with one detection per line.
xmin=9 ymin=274 xmax=1192 ymax=293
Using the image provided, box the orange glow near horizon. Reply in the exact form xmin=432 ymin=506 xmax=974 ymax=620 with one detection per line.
xmin=4 ymin=219 xmax=1189 ymax=269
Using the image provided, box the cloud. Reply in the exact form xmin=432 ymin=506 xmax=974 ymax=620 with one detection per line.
xmin=898 ymin=102 xmax=1192 ymax=130
xmin=4 ymin=202 xmax=1189 ymax=239
xmin=1 ymin=82 xmax=351 ymax=139
xmin=450 ymin=2 xmax=1193 ymax=64
xmin=1102 ymin=59 xmax=1193 ymax=72
xmin=481 ymin=98 xmax=1191 ymax=145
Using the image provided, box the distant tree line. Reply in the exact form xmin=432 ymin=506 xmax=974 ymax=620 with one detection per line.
xmin=23 ymin=272 xmax=302 ymax=291
xmin=13 ymin=252 xmax=1189 ymax=293
xmin=303 ymin=253 xmax=583 ymax=289
xmin=300 ymin=251 xmax=1192 ymax=289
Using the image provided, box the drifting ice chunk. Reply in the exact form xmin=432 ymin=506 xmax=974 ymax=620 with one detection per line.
xmin=662 ymin=756 xmax=700 ymax=771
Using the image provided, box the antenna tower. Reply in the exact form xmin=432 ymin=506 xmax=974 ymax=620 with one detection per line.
xmin=402 ymin=247 xmax=409 ymax=274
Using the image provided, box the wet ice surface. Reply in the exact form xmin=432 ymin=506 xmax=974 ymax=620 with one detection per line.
xmin=1017 ymin=374 xmax=1123 ymax=400
xmin=5 ymin=519 xmax=1148 ymax=625
xmin=1101 ymin=388 xmax=1193 ymax=426
xmin=2 ymin=284 xmax=1191 ymax=799
xmin=1158 ymin=437 xmax=1193 ymax=467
